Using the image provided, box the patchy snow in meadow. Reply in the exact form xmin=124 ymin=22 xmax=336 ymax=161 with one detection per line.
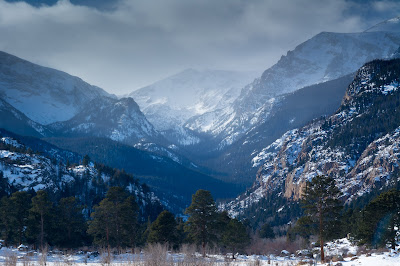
xmin=0 ymin=238 xmax=399 ymax=265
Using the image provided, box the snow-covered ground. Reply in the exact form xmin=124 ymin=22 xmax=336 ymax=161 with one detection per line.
xmin=1 ymin=238 xmax=399 ymax=265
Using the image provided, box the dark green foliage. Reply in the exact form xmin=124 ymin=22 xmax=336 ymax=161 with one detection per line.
xmin=185 ymin=189 xmax=218 ymax=257
xmin=27 ymin=190 xmax=53 ymax=249
xmin=9 ymin=191 xmax=31 ymax=245
xmin=147 ymin=210 xmax=178 ymax=248
xmin=216 ymin=211 xmax=232 ymax=243
xmin=52 ymin=197 xmax=87 ymax=248
xmin=299 ymin=175 xmax=343 ymax=261
xmin=222 ymin=219 xmax=250 ymax=259
xmin=0 ymin=196 xmax=13 ymax=246
xmin=259 ymin=223 xmax=275 ymax=239
xmin=87 ymin=187 xmax=139 ymax=250
xmin=357 ymin=189 xmax=400 ymax=249
xmin=290 ymin=216 xmax=315 ymax=241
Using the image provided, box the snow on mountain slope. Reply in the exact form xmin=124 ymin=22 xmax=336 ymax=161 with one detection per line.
xmin=49 ymin=97 xmax=161 ymax=145
xmin=365 ymin=16 xmax=400 ymax=32
xmin=224 ymin=59 xmax=400 ymax=216
xmin=130 ymin=69 xmax=256 ymax=128
xmin=0 ymin=134 xmax=161 ymax=215
xmin=187 ymin=31 xmax=400 ymax=149
xmin=128 ymin=69 xmax=256 ymax=146
xmin=0 ymin=51 xmax=114 ymax=125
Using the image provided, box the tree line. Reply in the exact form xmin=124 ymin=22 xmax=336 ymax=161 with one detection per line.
xmin=0 ymin=175 xmax=398 ymax=261
xmin=0 ymin=187 xmax=251 ymax=258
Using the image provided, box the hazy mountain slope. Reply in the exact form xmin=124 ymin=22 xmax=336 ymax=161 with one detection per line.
xmin=188 ymin=31 xmax=400 ymax=149
xmin=0 ymin=51 xmax=113 ymax=125
xmin=0 ymin=97 xmax=51 ymax=138
xmin=224 ymin=59 xmax=400 ymax=217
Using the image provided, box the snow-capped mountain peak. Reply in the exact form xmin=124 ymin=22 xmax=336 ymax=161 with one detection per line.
xmin=129 ymin=69 xmax=257 ymax=131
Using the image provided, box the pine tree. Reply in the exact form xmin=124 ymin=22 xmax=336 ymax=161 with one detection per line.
xmin=300 ymin=175 xmax=342 ymax=262
xmin=9 ymin=191 xmax=31 ymax=245
xmin=259 ymin=223 xmax=275 ymax=239
xmin=184 ymin=189 xmax=218 ymax=257
xmin=29 ymin=190 xmax=53 ymax=250
xmin=222 ymin=219 xmax=250 ymax=259
xmin=54 ymin=197 xmax=87 ymax=248
xmin=147 ymin=210 xmax=177 ymax=248
xmin=357 ymin=189 xmax=400 ymax=249
xmin=0 ymin=196 xmax=13 ymax=246
xmin=88 ymin=187 xmax=139 ymax=254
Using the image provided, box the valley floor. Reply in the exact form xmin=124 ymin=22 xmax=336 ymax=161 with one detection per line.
xmin=0 ymin=239 xmax=399 ymax=265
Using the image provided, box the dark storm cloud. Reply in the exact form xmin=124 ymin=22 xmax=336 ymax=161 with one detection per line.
xmin=0 ymin=0 xmax=398 ymax=94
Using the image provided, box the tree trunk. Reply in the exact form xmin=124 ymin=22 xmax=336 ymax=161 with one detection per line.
xmin=106 ymin=225 xmax=110 ymax=258
xmin=202 ymin=241 xmax=206 ymax=257
xmin=319 ymin=205 xmax=324 ymax=262
xmin=40 ymin=212 xmax=44 ymax=250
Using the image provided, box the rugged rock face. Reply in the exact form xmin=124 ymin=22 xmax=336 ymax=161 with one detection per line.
xmin=225 ymin=59 xmax=400 ymax=216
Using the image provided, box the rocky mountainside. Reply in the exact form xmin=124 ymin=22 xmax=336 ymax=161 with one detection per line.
xmin=187 ymin=30 xmax=400 ymax=150
xmin=224 ymin=59 xmax=400 ymax=217
xmin=49 ymin=97 xmax=162 ymax=146
xmin=205 ymin=73 xmax=354 ymax=185
xmin=0 ymin=51 xmax=113 ymax=125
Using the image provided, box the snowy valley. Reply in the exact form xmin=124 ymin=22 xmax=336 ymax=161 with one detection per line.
xmin=0 ymin=10 xmax=400 ymax=265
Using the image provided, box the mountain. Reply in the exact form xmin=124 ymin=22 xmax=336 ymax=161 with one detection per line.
xmin=203 ymin=73 xmax=354 ymax=185
xmin=129 ymin=69 xmax=257 ymax=145
xmin=0 ymin=51 xmax=114 ymax=125
xmin=49 ymin=97 xmax=162 ymax=145
xmin=0 ymin=130 xmax=163 ymax=220
xmin=44 ymin=136 xmax=243 ymax=212
xmin=224 ymin=59 xmax=400 ymax=219
xmin=187 ymin=31 xmax=400 ymax=150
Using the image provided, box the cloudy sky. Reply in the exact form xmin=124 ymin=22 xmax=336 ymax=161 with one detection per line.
xmin=0 ymin=0 xmax=399 ymax=94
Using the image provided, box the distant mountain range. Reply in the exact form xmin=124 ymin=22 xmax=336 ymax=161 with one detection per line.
xmin=1 ymin=16 xmax=400 ymax=215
